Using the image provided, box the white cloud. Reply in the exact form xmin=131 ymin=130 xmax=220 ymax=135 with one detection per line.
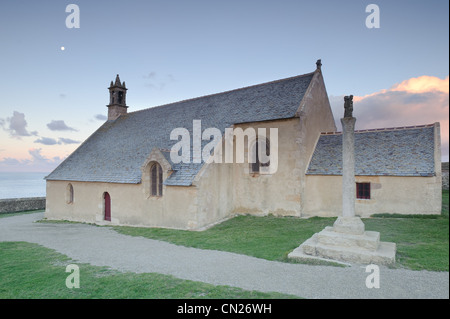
xmin=47 ymin=120 xmax=77 ymax=132
xmin=34 ymin=137 xmax=80 ymax=145
xmin=34 ymin=137 xmax=58 ymax=145
xmin=0 ymin=111 xmax=38 ymax=138
xmin=58 ymin=138 xmax=80 ymax=145
xmin=94 ymin=114 xmax=107 ymax=121
xmin=143 ymin=72 xmax=175 ymax=90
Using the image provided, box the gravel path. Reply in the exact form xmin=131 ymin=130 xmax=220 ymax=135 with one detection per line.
xmin=0 ymin=212 xmax=448 ymax=299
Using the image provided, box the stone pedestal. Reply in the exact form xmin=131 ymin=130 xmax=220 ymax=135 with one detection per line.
xmin=333 ymin=216 xmax=365 ymax=235
xmin=288 ymin=217 xmax=396 ymax=265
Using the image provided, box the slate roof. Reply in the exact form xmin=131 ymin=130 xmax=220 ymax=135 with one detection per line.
xmin=306 ymin=124 xmax=437 ymax=177
xmin=46 ymin=72 xmax=315 ymax=185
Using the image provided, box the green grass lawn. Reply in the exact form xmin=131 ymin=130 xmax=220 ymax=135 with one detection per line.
xmin=0 ymin=241 xmax=297 ymax=299
xmin=1 ymin=191 xmax=447 ymax=298
xmin=113 ymin=190 xmax=449 ymax=271
xmin=113 ymin=215 xmax=336 ymax=262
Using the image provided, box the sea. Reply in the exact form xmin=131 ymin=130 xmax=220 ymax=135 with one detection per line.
xmin=0 ymin=172 xmax=49 ymax=199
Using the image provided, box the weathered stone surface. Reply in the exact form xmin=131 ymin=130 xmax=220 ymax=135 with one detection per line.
xmin=442 ymin=162 xmax=449 ymax=190
xmin=288 ymin=228 xmax=396 ymax=266
xmin=333 ymin=216 xmax=365 ymax=235
xmin=0 ymin=197 xmax=46 ymax=214
xmin=314 ymin=241 xmax=396 ymax=265
xmin=317 ymin=227 xmax=380 ymax=251
xmin=341 ymin=117 xmax=356 ymax=218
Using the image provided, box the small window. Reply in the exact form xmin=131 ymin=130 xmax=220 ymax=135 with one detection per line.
xmin=356 ymin=183 xmax=371 ymax=199
xmin=66 ymin=183 xmax=74 ymax=204
xmin=151 ymin=163 xmax=163 ymax=197
xmin=250 ymin=138 xmax=270 ymax=173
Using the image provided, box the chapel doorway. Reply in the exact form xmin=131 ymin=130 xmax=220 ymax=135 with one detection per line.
xmin=104 ymin=192 xmax=111 ymax=221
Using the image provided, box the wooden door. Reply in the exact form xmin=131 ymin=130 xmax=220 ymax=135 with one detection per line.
xmin=104 ymin=192 xmax=111 ymax=221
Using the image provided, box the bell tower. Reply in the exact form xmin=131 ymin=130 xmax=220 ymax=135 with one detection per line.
xmin=107 ymin=74 xmax=128 ymax=120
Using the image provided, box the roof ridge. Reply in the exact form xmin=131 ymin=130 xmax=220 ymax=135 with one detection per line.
xmin=129 ymin=71 xmax=316 ymax=115
xmin=321 ymin=123 xmax=436 ymax=135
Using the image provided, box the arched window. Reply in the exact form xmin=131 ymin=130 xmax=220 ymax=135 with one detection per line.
xmin=66 ymin=183 xmax=74 ymax=204
xmin=251 ymin=138 xmax=270 ymax=173
xmin=151 ymin=163 xmax=163 ymax=197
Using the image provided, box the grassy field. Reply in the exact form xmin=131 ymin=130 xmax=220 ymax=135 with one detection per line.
xmin=112 ymin=190 xmax=449 ymax=271
xmin=113 ymin=215 xmax=336 ymax=262
xmin=0 ymin=191 xmax=448 ymax=298
xmin=0 ymin=241 xmax=296 ymax=299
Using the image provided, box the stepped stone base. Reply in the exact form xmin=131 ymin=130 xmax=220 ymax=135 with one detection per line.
xmin=288 ymin=217 xmax=396 ymax=266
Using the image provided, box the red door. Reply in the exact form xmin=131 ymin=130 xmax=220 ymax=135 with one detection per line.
xmin=104 ymin=192 xmax=111 ymax=221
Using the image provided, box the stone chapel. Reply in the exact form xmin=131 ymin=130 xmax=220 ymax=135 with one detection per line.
xmin=45 ymin=61 xmax=442 ymax=230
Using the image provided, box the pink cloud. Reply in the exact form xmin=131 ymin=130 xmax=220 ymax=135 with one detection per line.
xmin=0 ymin=148 xmax=65 ymax=172
xmin=391 ymin=76 xmax=449 ymax=94
xmin=330 ymin=75 xmax=449 ymax=161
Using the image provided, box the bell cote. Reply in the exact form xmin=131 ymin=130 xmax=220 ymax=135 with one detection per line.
xmin=107 ymin=74 xmax=128 ymax=120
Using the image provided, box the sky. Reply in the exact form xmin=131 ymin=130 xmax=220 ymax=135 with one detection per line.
xmin=0 ymin=0 xmax=448 ymax=172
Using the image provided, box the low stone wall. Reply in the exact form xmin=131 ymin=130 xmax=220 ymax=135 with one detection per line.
xmin=0 ymin=197 xmax=46 ymax=214
xmin=443 ymin=171 xmax=449 ymax=190
xmin=442 ymin=162 xmax=449 ymax=191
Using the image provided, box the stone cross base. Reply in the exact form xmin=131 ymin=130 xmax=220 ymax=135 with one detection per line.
xmin=288 ymin=217 xmax=396 ymax=266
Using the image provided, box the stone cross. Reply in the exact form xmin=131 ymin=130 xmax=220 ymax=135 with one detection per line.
xmin=341 ymin=115 xmax=356 ymax=217
xmin=333 ymin=95 xmax=364 ymax=235
xmin=288 ymin=94 xmax=396 ymax=265
xmin=316 ymin=59 xmax=322 ymax=70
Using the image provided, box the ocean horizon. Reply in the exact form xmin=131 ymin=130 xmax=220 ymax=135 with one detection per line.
xmin=0 ymin=172 xmax=49 ymax=200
